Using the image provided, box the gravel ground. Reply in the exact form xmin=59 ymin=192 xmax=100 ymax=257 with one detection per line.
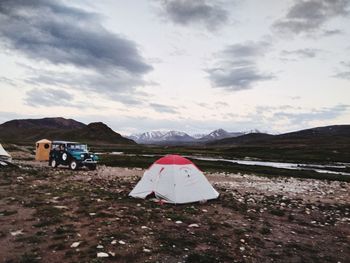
xmin=0 ymin=161 xmax=349 ymax=263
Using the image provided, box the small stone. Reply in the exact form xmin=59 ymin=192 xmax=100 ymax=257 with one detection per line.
xmin=175 ymin=221 xmax=183 ymax=224
xmin=188 ymin=224 xmax=199 ymax=228
xmin=53 ymin=206 xmax=68 ymax=210
xmin=143 ymin=248 xmax=151 ymax=253
xmin=97 ymin=252 xmax=109 ymax=258
xmin=97 ymin=245 xmax=104 ymax=249
xmin=111 ymin=240 xmax=117 ymax=245
xmin=141 ymin=226 xmax=148 ymax=229
xmin=119 ymin=240 xmax=126 ymax=245
xmin=89 ymin=213 xmax=96 ymax=216
xmin=240 ymin=246 xmax=245 ymax=252
xmin=240 ymin=239 xmax=245 ymax=243
xmin=70 ymin=242 xmax=80 ymax=248
xmin=202 ymin=209 xmax=208 ymax=212
xmin=10 ymin=230 xmax=23 ymax=236
xmin=109 ymin=252 xmax=115 ymax=257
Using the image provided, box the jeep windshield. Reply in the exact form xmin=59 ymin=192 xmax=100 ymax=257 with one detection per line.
xmin=67 ymin=144 xmax=87 ymax=151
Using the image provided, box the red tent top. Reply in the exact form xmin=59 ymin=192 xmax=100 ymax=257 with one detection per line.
xmin=155 ymin=154 xmax=193 ymax=165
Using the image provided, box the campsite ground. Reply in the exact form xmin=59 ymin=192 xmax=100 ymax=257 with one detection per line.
xmin=0 ymin=149 xmax=349 ymax=263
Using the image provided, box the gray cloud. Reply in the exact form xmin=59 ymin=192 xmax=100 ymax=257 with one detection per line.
xmin=23 ymin=87 xmax=110 ymax=109
xmin=333 ymin=61 xmax=350 ymax=79
xmin=273 ymin=104 xmax=350 ymax=125
xmin=322 ymin=29 xmax=343 ymax=36
xmin=149 ymin=103 xmax=178 ymax=114
xmin=207 ymin=41 xmax=274 ymax=91
xmin=0 ymin=0 xmax=152 ymax=74
xmin=281 ymin=48 xmax=321 ymax=58
xmin=273 ymin=0 xmax=350 ymax=36
xmin=23 ymin=68 xmax=150 ymax=106
xmin=0 ymin=0 xmax=153 ymax=106
xmin=206 ymin=66 xmax=273 ymax=91
xmin=222 ymin=41 xmax=271 ymax=58
xmin=159 ymin=0 xmax=229 ymax=30
xmin=24 ymin=88 xmax=74 ymax=107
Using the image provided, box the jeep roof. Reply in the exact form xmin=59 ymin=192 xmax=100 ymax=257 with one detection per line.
xmin=52 ymin=141 xmax=80 ymax=144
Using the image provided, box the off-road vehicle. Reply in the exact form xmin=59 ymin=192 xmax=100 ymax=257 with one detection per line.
xmin=49 ymin=141 xmax=98 ymax=170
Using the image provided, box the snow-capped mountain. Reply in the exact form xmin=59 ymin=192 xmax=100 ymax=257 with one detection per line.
xmin=192 ymin=133 xmax=207 ymax=139
xmin=128 ymin=131 xmax=167 ymax=143
xmin=128 ymin=130 xmax=194 ymax=144
xmin=160 ymin=131 xmax=194 ymax=142
xmin=128 ymin=128 xmax=262 ymax=144
xmin=198 ymin=129 xmax=244 ymax=141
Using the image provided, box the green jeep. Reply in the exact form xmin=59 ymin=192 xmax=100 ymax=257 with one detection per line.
xmin=49 ymin=141 xmax=98 ymax=170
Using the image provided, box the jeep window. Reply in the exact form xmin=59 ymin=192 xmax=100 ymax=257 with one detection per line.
xmin=67 ymin=144 xmax=87 ymax=151
xmin=51 ymin=143 xmax=61 ymax=150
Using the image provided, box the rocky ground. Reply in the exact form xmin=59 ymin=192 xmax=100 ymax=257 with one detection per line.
xmin=0 ymin=159 xmax=349 ymax=263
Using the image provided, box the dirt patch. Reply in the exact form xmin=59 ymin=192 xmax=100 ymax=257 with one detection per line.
xmin=0 ymin=161 xmax=349 ymax=262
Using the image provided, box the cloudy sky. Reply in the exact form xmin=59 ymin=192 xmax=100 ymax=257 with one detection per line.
xmin=0 ymin=0 xmax=350 ymax=135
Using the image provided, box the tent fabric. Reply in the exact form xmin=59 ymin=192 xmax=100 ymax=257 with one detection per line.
xmin=129 ymin=154 xmax=219 ymax=204
xmin=0 ymin=144 xmax=12 ymax=162
xmin=35 ymin=139 xmax=52 ymax=161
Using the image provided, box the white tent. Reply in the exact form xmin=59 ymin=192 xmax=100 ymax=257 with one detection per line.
xmin=129 ymin=154 xmax=219 ymax=204
xmin=0 ymin=144 xmax=12 ymax=162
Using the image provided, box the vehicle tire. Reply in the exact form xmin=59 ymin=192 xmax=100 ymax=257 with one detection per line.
xmin=88 ymin=164 xmax=96 ymax=171
xmin=69 ymin=160 xmax=78 ymax=170
xmin=50 ymin=159 xmax=57 ymax=168
xmin=61 ymin=152 xmax=68 ymax=162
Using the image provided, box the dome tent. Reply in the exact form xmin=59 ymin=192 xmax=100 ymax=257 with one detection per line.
xmin=0 ymin=144 xmax=12 ymax=162
xmin=129 ymin=154 xmax=219 ymax=204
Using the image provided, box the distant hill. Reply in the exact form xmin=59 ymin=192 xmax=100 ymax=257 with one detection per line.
xmin=208 ymin=125 xmax=350 ymax=147
xmin=0 ymin=117 xmax=135 ymax=145
xmin=207 ymin=133 xmax=274 ymax=146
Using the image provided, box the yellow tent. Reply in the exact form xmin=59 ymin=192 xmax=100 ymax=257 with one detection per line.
xmin=35 ymin=139 xmax=52 ymax=161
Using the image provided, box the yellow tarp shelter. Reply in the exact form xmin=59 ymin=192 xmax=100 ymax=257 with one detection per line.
xmin=35 ymin=139 xmax=52 ymax=161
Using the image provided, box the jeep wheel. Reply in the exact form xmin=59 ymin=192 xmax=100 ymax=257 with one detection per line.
xmin=88 ymin=164 xmax=96 ymax=171
xmin=69 ymin=160 xmax=78 ymax=170
xmin=50 ymin=159 xmax=57 ymax=168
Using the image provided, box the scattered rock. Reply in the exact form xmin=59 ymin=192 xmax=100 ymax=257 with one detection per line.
xmin=188 ymin=223 xmax=199 ymax=228
xmin=119 ymin=240 xmax=126 ymax=245
xmin=10 ymin=230 xmax=23 ymax=236
xmin=143 ymin=248 xmax=151 ymax=253
xmin=175 ymin=221 xmax=183 ymax=224
xmin=53 ymin=206 xmax=68 ymax=210
xmin=97 ymin=252 xmax=109 ymax=258
xmin=70 ymin=242 xmax=81 ymax=248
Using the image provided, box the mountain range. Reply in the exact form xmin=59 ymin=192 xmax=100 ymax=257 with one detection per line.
xmin=0 ymin=117 xmax=135 ymax=145
xmin=0 ymin=117 xmax=349 ymax=148
xmin=127 ymin=128 xmax=249 ymax=144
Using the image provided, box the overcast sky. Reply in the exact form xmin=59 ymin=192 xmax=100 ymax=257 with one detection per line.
xmin=0 ymin=0 xmax=350 ymax=135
